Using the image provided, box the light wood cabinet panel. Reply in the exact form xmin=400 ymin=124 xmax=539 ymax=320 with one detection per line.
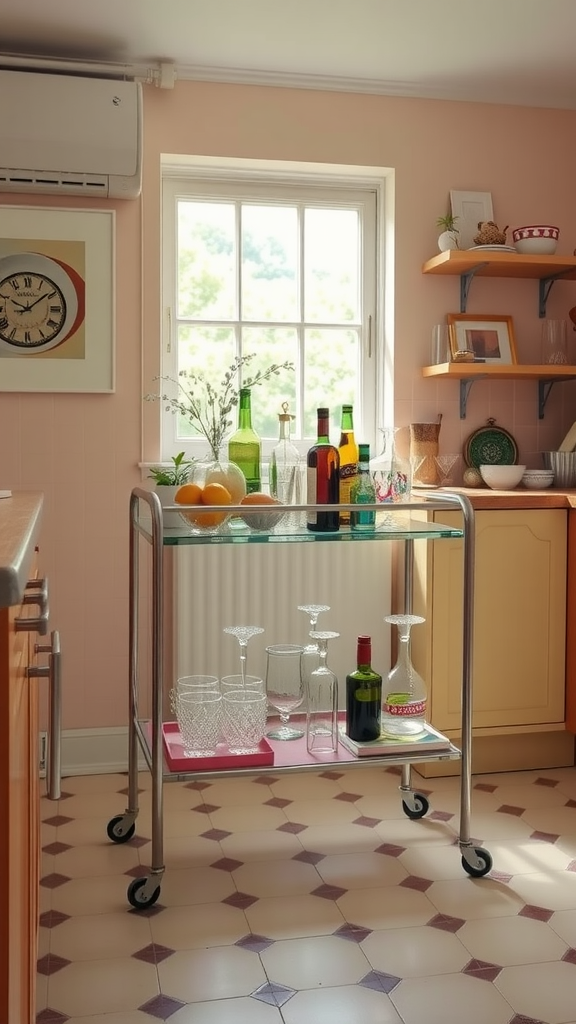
xmin=413 ymin=509 xmax=567 ymax=734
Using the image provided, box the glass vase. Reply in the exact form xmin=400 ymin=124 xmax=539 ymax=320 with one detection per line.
xmin=178 ymin=457 xmax=247 ymax=534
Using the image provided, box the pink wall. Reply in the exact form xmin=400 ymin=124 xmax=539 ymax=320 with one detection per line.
xmin=1 ymin=81 xmax=575 ymax=730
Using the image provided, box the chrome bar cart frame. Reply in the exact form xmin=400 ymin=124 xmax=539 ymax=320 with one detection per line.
xmin=108 ymin=489 xmax=492 ymax=908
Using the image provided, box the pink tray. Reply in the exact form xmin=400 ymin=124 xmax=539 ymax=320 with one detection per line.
xmin=161 ymin=721 xmax=275 ymax=772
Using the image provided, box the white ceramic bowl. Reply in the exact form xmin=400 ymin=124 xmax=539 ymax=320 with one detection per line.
xmin=522 ymin=469 xmax=554 ymax=490
xmin=479 ymin=464 xmax=526 ymax=490
xmin=512 ymin=225 xmax=559 ymax=255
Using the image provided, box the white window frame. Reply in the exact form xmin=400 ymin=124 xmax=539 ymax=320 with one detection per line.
xmin=159 ymin=158 xmax=390 ymax=464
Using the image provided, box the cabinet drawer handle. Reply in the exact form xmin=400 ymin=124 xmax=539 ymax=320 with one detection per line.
xmin=29 ymin=630 xmax=61 ymax=801
xmin=15 ymin=577 xmax=49 ymax=635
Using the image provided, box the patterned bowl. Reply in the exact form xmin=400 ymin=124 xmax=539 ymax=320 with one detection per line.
xmin=522 ymin=469 xmax=554 ymax=490
xmin=512 ymin=225 xmax=559 ymax=255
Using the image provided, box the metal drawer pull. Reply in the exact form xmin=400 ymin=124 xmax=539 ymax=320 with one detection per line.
xmin=29 ymin=630 xmax=61 ymax=801
xmin=15 ymin=577 xmax=49 ymax=635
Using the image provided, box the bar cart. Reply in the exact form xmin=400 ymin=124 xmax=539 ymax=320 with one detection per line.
xmin=107 ymin=491 xmax=493 ymax=909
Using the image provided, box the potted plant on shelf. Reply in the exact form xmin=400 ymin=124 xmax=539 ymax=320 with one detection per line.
xmin=436 ymin=213 xmax=460 ymax=252
xmin=148 ymin=452 xmax=194 ymax=526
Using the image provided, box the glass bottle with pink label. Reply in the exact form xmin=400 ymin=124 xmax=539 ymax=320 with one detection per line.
xmin=381 ymin=614 xmax=427 ymax=736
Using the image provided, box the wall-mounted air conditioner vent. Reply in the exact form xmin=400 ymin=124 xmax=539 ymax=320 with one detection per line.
xmin=0 ymin=70 xmax=142 ymax=199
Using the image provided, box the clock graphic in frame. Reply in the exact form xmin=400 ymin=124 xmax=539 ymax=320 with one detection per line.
xmin=0 ymin=252 xmax=85 ymax=354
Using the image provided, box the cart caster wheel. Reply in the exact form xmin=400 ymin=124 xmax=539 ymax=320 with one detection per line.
xmin=106 ymin=815 xmax=136 ymax=844
xmin=402 ymin=793 xmax=429 ymax=819
xmin=127 ymin=876 xmax=161 ymax=910
xmin=461 ymin=847 xmax=493 ymax=878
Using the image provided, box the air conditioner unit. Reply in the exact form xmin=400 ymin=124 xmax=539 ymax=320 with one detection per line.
xmin=0 ymin=70 xmax=142 ymax=199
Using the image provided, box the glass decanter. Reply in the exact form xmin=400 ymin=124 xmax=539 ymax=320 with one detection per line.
xmin=223 ymin=625 xmax=264 ymax=687
xmin=382 ymin=614 xmax=427 ymax=736
xmin=306 ymin=631 xmax=340 ymax=754
xmin=297 ymin=604 xmax=331 ymax=688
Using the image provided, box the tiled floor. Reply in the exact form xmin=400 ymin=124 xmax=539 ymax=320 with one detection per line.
xmin=36 ymin=763 xmax=576 ymax=1024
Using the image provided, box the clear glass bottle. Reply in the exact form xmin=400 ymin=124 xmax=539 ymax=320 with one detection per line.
xmin=338 ymin=404 xmax=358 ymax=525
xmin=346 ymin=635 xmax=382 ymax=742
xmin=306 ymin=407 xmax=340 ymax=532
xmin=270 ymin=402 xmax=302 ymax=526
xmin=228 ymin=387 xmax=261 ymax=493
xmin=306 ymin=631 xmax=339 ymax=754
xmin=382 ymin=614 xmax=427 ymax=736
xmin=350 ymin=443 xmax=376 ymax=532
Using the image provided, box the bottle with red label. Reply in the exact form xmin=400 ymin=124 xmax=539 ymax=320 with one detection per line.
xmin=381 ymin=614 xmax=427 ymax=736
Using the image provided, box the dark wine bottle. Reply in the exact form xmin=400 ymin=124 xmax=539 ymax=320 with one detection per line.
xmin=306 ymin=407 xmax=340 ymax=532
xmin=346 ymin=635 xmax=382 ymax=742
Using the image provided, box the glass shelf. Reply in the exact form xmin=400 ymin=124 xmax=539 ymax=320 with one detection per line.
xmin=135 ymin=499 xmax=465 ymax=546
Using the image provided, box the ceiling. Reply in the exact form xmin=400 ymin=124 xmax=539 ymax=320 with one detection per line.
xmin=3 ymin=0 xmax=576 ymax=109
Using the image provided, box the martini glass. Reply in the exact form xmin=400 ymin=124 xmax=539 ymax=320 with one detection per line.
xmin=297 ymin=604 xmax=330 ymax=688
xmin=223 ymin=625 xmax=264 ymax=687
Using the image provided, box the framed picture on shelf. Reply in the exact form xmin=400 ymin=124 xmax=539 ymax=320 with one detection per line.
xmin=449 ymin=190 xmax=494 ymax=250
xmin=0 ymin=205 xmax=115 ymax=392
xmin=447 ymin=313 xmax=518 ymax=365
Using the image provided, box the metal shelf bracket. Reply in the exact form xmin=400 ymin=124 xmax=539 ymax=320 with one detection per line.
xmin=459 ymin=263 xmax=488 ymax=312
xmin=538 ymin=267 xmax=576 ymax=317
xmin=459 ymin=378 xmax=477 ymax=419
xmin=538 ymin=379 xmax=556 ymax=418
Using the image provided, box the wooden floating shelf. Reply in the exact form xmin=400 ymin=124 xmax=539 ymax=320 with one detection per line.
xmin=422 ymin=250 xmax=576 ymax=280
xmin=421 ymin=363 xmax=576 ymax=419
xmin=422 ymin=363 xmax=576 ymax=380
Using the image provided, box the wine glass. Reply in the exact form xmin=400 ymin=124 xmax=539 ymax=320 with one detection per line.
xmin=434 ymin=454 xmax=461 ymax=487
xmin=223 ymin=625 xmax=264 ymax=687
xmin=297 ymin=604 xmax=330 ymax=687
xmin=307 ymin=630 xmax=340 ymax=754
xmin=265 ymin=644 xmax=305 ymax=740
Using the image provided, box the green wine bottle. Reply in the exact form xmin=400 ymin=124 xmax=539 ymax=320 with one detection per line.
xmin=346 ymin=635 xmax=382 ymax=741
xmin=228 ymin=387 xmax=261 ymax=493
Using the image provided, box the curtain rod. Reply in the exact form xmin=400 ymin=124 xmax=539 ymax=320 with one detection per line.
xmin=0 ymin=53 xmax=176 ymax=88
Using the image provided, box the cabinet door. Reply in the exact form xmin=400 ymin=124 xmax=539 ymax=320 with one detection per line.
xmin=0 ymin=603 xmax=38 ymax=1024
xmin=429 ymin=509 xmax=567 ymax=731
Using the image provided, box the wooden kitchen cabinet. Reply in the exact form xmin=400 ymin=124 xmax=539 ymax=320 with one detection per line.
xmin=0 ymin=494 xmax=44 ymax=1024
xmin=412 ymin=508 xmax=574 ymax=773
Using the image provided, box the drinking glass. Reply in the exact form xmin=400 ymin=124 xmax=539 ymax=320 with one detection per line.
xmin=541 ymin=319 xmax=568 ymax=365
xmin=297 ymin=604 xmax=330 ymax=688
xmin=222 ymin=690 xmax=268 ymax=753
xmin=170 ymin=689 xmax=222 ymax=757
xmin=431 ymin=324 xmax=451 ymax=364
xmin=221 ymin=674 xmax=265 ymax=693
xmin=176 ymin=674 xmax=220 ymax=694
xmin=223 ymin=625 xmax=264 ymax=686
xmin=265 ymin=644 xmax=305 ymax=740
xmin=306 ymin=631 xmax=340 ymax=754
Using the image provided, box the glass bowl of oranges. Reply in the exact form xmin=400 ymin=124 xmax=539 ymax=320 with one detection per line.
xmin=174 ymin=460 xmax=246 ymax=535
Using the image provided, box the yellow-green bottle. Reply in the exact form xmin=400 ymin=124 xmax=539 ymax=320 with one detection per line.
xmin=228 ymin=387 xmax=261 ymax=493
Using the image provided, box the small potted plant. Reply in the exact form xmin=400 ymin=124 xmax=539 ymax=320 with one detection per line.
xmin=148 ymin=452 xmax=194 ymax=526
xmin=436 ymin=213 xmax=460 ymax=252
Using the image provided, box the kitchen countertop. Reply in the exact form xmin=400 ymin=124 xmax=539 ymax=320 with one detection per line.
xmin=437 ymin=486 xmax=576 ymax=510
xmin=0 ymin=492 xmax=44 ymax=607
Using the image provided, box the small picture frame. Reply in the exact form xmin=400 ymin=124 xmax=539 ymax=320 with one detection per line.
xmin=447 ymin=314 xmax=518 ymax=365
xmin=449 ymin=190 xmax=494 ymax=250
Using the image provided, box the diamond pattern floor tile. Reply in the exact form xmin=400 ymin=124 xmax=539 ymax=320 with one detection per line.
xmin=35 ymin=767 xmax=576 ymax=1023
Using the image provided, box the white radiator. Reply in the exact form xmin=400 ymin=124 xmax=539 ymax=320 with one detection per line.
xmin=174 ymin=541 xmax=392 ymax=697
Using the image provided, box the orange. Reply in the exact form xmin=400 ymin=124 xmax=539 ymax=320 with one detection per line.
xmin=239 ymin=492 xmax=285 ymax=531
xmin=196 ymin=481 xmax=232 ymax=528
xmin=205 ymin=465 xmax=247 ymax=504
xmin=174 ymin=483 xmax=203 ymax=506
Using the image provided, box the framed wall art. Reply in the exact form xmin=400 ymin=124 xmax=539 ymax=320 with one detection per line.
xmin=447 ymin=313 xmax=518 ymax=365
xmin=0 ymin=205 xmax=115 ymax=392
xmin=449 ymin=190 xmax=494 ymax=250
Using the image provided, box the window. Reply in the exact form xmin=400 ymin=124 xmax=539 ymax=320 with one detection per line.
xmin=160 ymin=168 xmax=381 ymax=462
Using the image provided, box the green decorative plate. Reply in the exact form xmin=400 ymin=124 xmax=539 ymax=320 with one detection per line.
xmin=464 ymin=420 xmax=519 ymax=468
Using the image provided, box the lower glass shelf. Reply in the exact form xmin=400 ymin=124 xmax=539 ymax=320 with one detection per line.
xmin=137 ymin=717 xmax=461 ymax=783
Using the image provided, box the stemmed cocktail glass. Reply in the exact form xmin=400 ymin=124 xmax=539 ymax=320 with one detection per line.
xmin=297 ymin=604 xmax=330 ymax=688
xmin=223 ymin=625 xmax=264 ymax=687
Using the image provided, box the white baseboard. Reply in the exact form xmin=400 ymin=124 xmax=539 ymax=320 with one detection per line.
xmin=55 ymin=727 xmax=148 ymax=777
